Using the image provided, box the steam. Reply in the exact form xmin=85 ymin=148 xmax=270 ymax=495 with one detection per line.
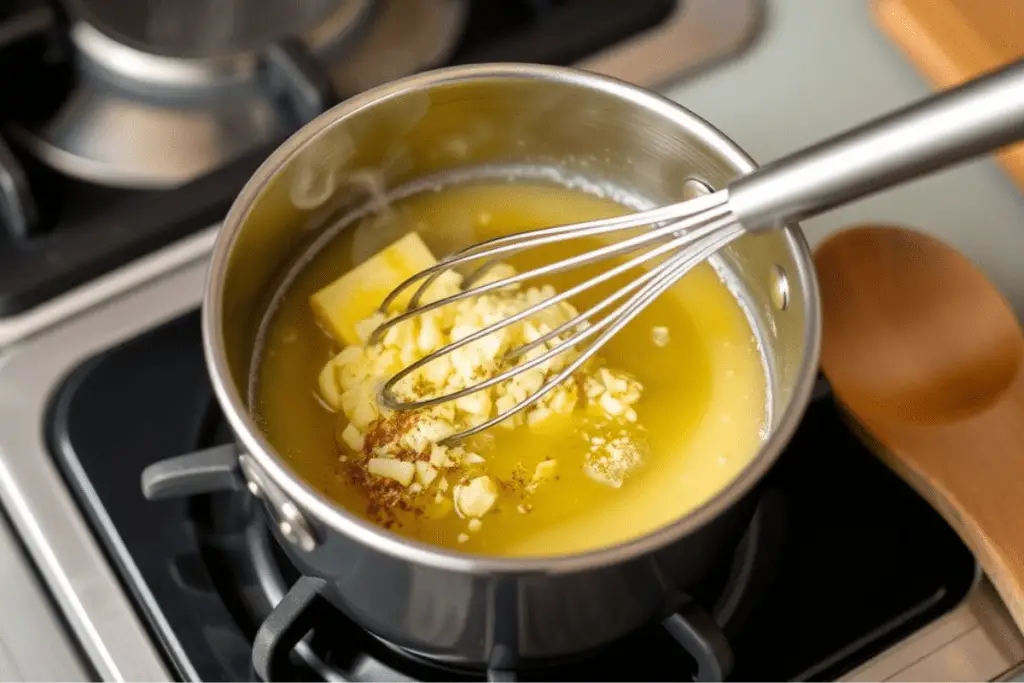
xmin=142 ymin=0 xmax=338 ymax=56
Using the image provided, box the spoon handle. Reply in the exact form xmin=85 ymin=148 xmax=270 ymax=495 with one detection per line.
xmin=846 ymin=398 xmax=1024 ymax=635
xmin=729 ymin=58 xmax=1024 ymax=232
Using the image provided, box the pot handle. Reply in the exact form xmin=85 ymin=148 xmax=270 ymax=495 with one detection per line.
xmin=141 ymin=444 xmax=244 ymax=500
xmin=664 ymin=595 xmax=734 ymax=682
xmin=252 ymin=576 xmax=333 ymax=682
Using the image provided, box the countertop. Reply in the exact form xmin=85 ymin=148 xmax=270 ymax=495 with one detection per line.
xmin=0 ymin=514 xmax=89 ymax=680
xmin=1 ymin=1 xmax=1023 ymax=681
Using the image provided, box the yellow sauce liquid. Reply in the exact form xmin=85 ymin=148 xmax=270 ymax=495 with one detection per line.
xmin=255 ymin=181 xmax=766 ymax=557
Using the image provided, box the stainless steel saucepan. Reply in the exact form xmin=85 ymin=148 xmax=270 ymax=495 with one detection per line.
xmin=141 ymin=63 xmax=820 ymax=680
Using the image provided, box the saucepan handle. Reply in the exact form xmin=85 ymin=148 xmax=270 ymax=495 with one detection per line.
xmin=140 ymin=444 xmax=244 ymax=499
xmin=143 ymin=445 xmax=321 ymax=552
xmin=252 ymin=576 xmax=333 ymax=682
xmin=665 ymin=596 xmax=734 ymax=682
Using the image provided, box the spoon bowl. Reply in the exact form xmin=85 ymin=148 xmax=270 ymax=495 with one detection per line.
xmin=815 ymin=224 xmax=1024 ymax=635
xmin=816 ymin=225 xmax=1023 ymax=425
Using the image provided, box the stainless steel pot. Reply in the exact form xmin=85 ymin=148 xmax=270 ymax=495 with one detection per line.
xmin=142 ymin=63 xmax=820 ymax=679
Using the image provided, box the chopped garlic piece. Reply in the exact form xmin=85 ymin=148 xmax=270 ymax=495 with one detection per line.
xmin=599 ymin=392 xmax=626 ymax=417
xmin=354 ymin=312 xmax=386 ymax=344
xmin=318 ymin=361 xmax=342 ymax=410
xmin=399 ymin=417 xmax=455 ymax=453
xmin=474 ymin=262 xmax=517 ymax=287
xmin=417 ymin=315 xmax=443 ymax=352
xmin=455 ymin=391 xmax=492 ymax=417
xmin=367 ymin=458 xmax=415 ymax=486
xmin=415 ymin=461 xmax=439 ymax=487
xmin=428 ymin=444 xmax=448 ymax=467
xmin=350 ymin=388 xmax=379 ymax=429
xmin=532 ymin=459 xmax=557 ymax=483
xmin=446 ymin=447 xmax=465 ymax=467
xmin=454 ymin=475 xmax=498 ymax=518
xmin=340 ymin=423 xmax=364 ymax=452
xmin=527 ymin=406 xmax=552 ymax=427
xmin=651 ymin=326 xmax=670 ymax=347
xmin=585 ymin=434 xmax=644 ymax=488
xmin=468 ymin=518 xmax=483 ymax=532
xmin=548 ymin=385 xmax=577 ymax=414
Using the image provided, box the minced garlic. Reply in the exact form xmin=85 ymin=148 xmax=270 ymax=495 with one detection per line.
xmin=316 ymin=248 xmax=648 ymax=528
xmin=584 ymin=428 xmax=646 ymax=488
xmin=651 ymin=326 xmax=670 ymax=348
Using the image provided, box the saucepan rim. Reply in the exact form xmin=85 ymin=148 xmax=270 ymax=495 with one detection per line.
xmin=203 ymin=62 xmax=822 ymax=574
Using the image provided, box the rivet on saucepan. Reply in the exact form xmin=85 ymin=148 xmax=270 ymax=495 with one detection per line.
xmin=246 ymin=480 xmax=262 ymax=498
xmin=770 ymin=265 xmax=790 ymax=311
xmin=279 ymin=501 xmax=318 ymax=552
xmin=682 ymin=177 xmax=713 ymax=200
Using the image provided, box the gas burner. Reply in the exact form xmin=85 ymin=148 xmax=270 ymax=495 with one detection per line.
xmin=64 ymin=0 xmax=370 ymax=63
xmin=9 ymin=0 xmax=468 ymax=188
xmin=44 ymin=309 xmax=978 ymax=681
xmin=0 ymin=0 xmax=762 ymax=319
xmin=239 ymin=482 xmax=781 ymax=682
xmin=235 ymin=489 xmax=781 ymax=682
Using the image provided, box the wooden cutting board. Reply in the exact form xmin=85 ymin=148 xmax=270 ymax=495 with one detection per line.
xmin=873 ymin=0 xmax=1024 ymax=191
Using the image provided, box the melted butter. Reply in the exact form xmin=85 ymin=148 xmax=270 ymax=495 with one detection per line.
xmin=255 ymin=181 xmax=767 ymax=557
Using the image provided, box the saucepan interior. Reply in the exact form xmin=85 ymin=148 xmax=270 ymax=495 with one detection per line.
xmin=205 ymin=62 xmax=820 ymax=570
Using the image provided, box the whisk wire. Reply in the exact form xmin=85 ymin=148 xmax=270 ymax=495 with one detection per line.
xmin=403 ymin=188 xmax=728 ymax=302
xmin=377 ymin=227 xmax=705 ymax=413
xmin=384 ymin=213 xmax=729 ymax=392
xmin=431 ymin=225 xmax=743 ymax=444
xmin=407 ymin=190 xmax=729 ymax=307
xmin=370 ymin=195 xmax=729 ymax=345
xmin=377 ymin=209 xmax=745 ymax=444
xmin=505 ymin=215 xmax=737 ymax=359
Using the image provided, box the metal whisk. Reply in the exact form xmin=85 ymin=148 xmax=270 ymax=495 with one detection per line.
xmin=373 ymin=57 xmax=1024 ymax=443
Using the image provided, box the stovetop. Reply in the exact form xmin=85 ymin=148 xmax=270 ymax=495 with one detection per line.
xmin=42 ymin=309 xmax=977 ymax=681
xmin=0 ymin=1 xmax=1019 ymax=681
xmin=0 ymin=0 xmax=762 ymax=322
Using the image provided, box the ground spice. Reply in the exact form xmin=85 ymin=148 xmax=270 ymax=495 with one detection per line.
xmin=362 ymin=411 xmax=419 ymax=453
xmin=342 ymin=410 xmax=443 ymax=527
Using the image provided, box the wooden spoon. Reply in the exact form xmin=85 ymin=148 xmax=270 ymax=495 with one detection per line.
xmin=814 ymin=224 xmax=1024 ymax=632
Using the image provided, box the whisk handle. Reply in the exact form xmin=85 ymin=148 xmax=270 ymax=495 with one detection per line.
xmin=728 ymin=57 xmax=1024 ymax=232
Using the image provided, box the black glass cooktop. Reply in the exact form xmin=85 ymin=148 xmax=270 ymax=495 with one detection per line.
xmin=46 ymin=310 xmax=978 ymax=681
